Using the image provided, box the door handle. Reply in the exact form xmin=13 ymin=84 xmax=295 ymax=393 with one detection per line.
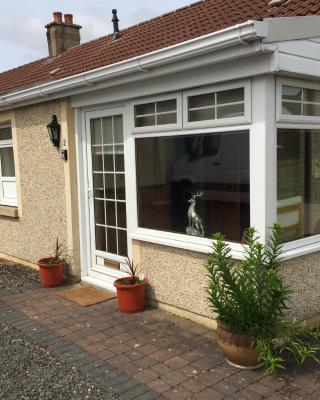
xmin=88 ymin=188 xmax=94 ymax=202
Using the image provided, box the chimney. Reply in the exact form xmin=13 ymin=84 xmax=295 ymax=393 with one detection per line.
xmin=46 ymin=12 xmax=82 ymax=57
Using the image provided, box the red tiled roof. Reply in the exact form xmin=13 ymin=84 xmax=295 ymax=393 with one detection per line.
xmin=1 ymin=0 xmax=320 ymax=97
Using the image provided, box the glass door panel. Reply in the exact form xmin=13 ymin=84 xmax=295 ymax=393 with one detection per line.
xmin=89 ymin=115 xmax=128 ymax=268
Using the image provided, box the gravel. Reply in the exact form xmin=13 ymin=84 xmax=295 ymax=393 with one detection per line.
xmin=0 ymin=318 xmax=117 ymax=400
xmin=0 ymin=260 xmax=118 ymax=400
xmin=0 ymin=259 xmax=39 ymax=288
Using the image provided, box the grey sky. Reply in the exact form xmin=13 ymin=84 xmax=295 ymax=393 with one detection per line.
xmin=0 ymin=0 xmax=192 ymax=73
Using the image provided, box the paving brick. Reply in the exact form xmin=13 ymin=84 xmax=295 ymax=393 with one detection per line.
xmin=163 ymin=385 xmax=192 ymax=399
xmin=214 ymin=379 xmax=239 ymax=395
xmin=197 ymin=370 xmax=224 ymax=386
xmin=112 ymin=377 xmax=140 ymax=395
xmin=196 ymin=387 xmax=225 ymax=400
xmin=133 ymin=391 xmax=162 ymax=400
xmin=151 ymin=363 xmax=174 ymax=377
xmin=248 ymin=382 xmax=278 ymax=397
xmin=177 ymin=364 xmax=201 ymax=378
xmin=162 ymin=371 xmax=188 ymax=387
xmin=134 ymin=369 xmax=160 ymax=384
xmin=228 ymin=388 xmax=263 ymax=400
xmin=148 ymin=379 xmax=172 ymax=394
xmin=119 ymin=383 xmax=149 ymax=400
xmin=134 ymin=356 xmax=158 ymax=370
xmin=191 ymin=355 xmax=221 ymax=371
xmin=181 ymin=377 xmax=207 ymax=394
xmin=164 ymin=356 xmax=189 ymax=370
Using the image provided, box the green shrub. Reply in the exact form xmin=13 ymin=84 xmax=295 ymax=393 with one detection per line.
xmin=205 ymin=224 xmax=320 ymax=373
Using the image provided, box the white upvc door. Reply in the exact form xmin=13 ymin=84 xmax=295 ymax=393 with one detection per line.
xmin=84 ymin=107 xmax=131 ymax=285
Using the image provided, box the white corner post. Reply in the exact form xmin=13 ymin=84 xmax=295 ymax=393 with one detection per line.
xmin=250 ymin=75 xmax=277 ymax=243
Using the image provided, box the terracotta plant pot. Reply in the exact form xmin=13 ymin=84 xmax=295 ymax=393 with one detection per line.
xmin=38 ymin=257 xmax=65 ymax=288
xmin=114 ymin=277 xmax=146 ymax=313
xmin=216 ymin=322 xmax=260 ymax=370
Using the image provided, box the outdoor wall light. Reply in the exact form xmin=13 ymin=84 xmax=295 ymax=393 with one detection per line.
xmin=47 ymin=115 xmax=61 ymax=147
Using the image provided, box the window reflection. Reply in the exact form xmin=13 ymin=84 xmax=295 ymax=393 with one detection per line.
xmin=136 ymin=131 xmax=250 ymax=242
xmin=277 ymin=129 xmax=320 ymax=242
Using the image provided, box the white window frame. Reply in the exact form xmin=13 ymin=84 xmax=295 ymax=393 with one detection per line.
xmin=128 ymin=124 xmax=251 ymax=260
xmin=182 ymin=80 xmax=251 ymax=130
xmin=0 ymin=124 xmax=17 ymax=207
xmin=131 ymin=92 xmax=182 ymax=134
xmin=276 ymin=77 xmax=320 ymax=124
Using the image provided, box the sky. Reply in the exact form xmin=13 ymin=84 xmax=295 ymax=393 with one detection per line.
xmin=0 ymin=0 xmax=193 ymax=73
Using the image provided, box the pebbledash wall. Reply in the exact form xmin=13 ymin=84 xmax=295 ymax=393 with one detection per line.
xmin=0 ymin=99 xmax=80 ymax=280
xmin=134 ymin=240 xmax=320 ymax=324
xmin=0 ymin=99 xmax=319 ymax=326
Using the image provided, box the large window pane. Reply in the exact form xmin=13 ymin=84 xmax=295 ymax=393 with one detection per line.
xmin=277 ymin=129 xmax=320 ymax=242
xmin=136 ymin=131 xmax=250 ymax=242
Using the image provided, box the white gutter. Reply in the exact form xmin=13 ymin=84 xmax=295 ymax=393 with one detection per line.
xmin=0 ymin=20 xmax=268 ymax=108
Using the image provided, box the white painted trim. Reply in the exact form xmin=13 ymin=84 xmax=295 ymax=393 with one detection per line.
xmin=249 ymin=76 xmax=277 ymax=242
xmin=182 ymin=80 xmax=251 ymax=129
xmin=81 ymin=275 xmax=117 ymax=293
xmin=130 ymin=230 xmax=245 ymax=260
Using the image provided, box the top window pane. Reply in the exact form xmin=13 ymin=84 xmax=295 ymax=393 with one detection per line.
xmin=0 ymin=126 xmax=12 ymax=141
xmin=135 ymin=103 xmax=155 ymax=116
xmin=217 ymin=88 xmax=244 ymax=105
xmin=189 ymin=93 xmax=215 ymax=109
xmin=282 ymin=86 xmax=302 ymax=101
xmin=304 ymin=88 xmax=320 ymax=103
xmin=188 ymin=87 xmax=245 ymax=123
xmin=281 ymin=85 xmax=320 ymax=117
xmin=91 ymin=119 xmax=102 ymax=145
xmin=157 ymin=99 xmax=176 ymax=113
xmin=134 ymin=99 xmax=177 ymax=128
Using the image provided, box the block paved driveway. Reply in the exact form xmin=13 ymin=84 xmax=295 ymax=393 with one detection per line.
xmin=1 ymin=284 xmax=319 ymax=400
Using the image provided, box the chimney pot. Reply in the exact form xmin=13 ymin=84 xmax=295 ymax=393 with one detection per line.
xmin=53 ymin=12 xmax=62 ymax=24
xmin=64 ymin=14 xmax=73 ymax=24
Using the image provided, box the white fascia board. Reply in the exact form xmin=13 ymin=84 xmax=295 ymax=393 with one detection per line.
xmin=262 ymin=16 xmax=320 ymax=43
xmin=0 ymin=20 xmax=268 ymax=110
xmin=277 ymin=52 xmax=320 ymax=79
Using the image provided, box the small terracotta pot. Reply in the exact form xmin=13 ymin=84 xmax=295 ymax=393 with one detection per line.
xmin=216 ymin=322 xmax=260 ymax=369
xmin=38 ymin=257 xmax=65 ymax=288
xmin=114 ymin=277 xmax=146 ymax=313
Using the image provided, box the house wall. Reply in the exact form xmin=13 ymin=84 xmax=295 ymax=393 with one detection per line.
xmin=0 ymin=100 xmax=80 ymax=279
xmin=134 ymin=240 xmax=320 ymax=322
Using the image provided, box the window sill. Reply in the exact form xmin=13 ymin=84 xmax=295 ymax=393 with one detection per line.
xmin=130 ymin=229 xmax=245 ymax=260
xmin=281 ymin=241 xmax=320 ymax=261
xmin=0 ymin=205 xmax=19 ymax=218
xmin=131 ymin=230 xmax=320 ymax=262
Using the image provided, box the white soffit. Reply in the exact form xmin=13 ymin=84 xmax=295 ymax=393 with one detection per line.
xmin=262 ymin=16 xmax=320 ymax=43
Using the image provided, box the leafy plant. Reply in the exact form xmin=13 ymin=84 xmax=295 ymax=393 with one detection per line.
xmin=205 ymin=224 xmax=320 ymax=373
xmin=118 ymin=258 xmax=145 ymax=285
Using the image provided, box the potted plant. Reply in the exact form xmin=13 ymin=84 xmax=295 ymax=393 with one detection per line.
xmin=205 ymin=224 xmax=320 ymax=373
xmin=38 ymin=238 xmax=67 ymax=288
xmin=114 ymin=258 xmax=147 ymax=314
